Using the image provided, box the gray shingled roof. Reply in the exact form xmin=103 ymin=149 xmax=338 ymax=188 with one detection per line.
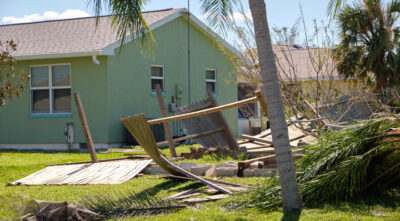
xmin=0 ymin=8 xmax=182 ymax=57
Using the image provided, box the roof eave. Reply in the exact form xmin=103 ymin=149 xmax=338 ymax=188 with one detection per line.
xmin=15 ymin=51 xmax=102 ymax=61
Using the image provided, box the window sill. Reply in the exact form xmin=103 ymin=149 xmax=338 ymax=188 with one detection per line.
xmin=29 ymin=113 xmax=72 ymax=118
xmin=151 ymin=92 xmax=166 ymax=97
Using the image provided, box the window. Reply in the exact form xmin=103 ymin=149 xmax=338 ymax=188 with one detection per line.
xmin=206 ymin=69 xmax=217 ymax=94
xmin=30 ymin=64 xmax=71 ymax=114
xmin=151 ymin=65 xmax=164 ymax=92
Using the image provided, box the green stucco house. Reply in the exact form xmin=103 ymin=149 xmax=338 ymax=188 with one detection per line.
xmin=0 ymin=8 xmax=239 ymax=150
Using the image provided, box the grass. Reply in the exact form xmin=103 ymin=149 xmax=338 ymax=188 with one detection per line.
xmin=1 ymin=145 xmax=400 ymax=220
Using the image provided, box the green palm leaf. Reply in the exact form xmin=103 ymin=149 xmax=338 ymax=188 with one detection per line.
xmin=81 ymin=190 xmax=185 ymax=219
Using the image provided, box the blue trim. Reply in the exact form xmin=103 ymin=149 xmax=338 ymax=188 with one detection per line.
xmin=213 ymin=93 xmax=218 ymax=98
xmin=151 ymin=91 xmax=166 ymax=97
xmin=29 ymin=113 xmax=72 ymax=118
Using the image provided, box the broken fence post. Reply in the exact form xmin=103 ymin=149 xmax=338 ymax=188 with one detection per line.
xmin=74 ymin=92 xmax=98 ymax=163
xmin=155 ymin=84 xmax=177 ymax=157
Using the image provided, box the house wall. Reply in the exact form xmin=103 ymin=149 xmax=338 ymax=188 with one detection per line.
xmin=0 ymin=16 xmax=238 ymax=149
xmin=106 ymin=17 xmax=238 ymax=143
xmin=0 ymin=56 xmax=109 ymax=148
xmin=299 ymin=79 xmax=358 ymax=97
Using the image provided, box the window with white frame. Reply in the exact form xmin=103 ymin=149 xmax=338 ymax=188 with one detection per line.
xmin=151 ymin=65 xmax=164 ymax=92
xmin=206 ymin=69 xmax=217 ymax=94
xmin=30 ymin=64 xmax=71 ymax=114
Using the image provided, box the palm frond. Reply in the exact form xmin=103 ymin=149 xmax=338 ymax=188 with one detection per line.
xmin=328 ymin=0 xmax=348 ymax=20
xmin=228 ymin=118 xmax=400 ymax=211
xmin=81 ymin=190 xmax=185 ymax=219
xmin=88 ymin=0 xmax=154 ymax=54
xmin=201 ymin=0 xmax=239 ymax=35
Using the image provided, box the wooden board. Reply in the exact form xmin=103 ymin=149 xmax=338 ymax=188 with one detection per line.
xmin=121 ymin=114 xmax=231 ymax=194
xmin=74 ymin=93 xmax=98 ymax=163
xmin=9 ymin=159 xmax=152 ymax=185
xmin=180 ymin=194 xmax=230 ymax=203
xmin=240 ymin=124 xmax=309 ymax=150
xmin=207 ymin=92 xmax=239 ymax=151
xmin=174 ymin=98 xmax=232 ymax=149
xmin=155 ymin=84 xmax=176 ymax=156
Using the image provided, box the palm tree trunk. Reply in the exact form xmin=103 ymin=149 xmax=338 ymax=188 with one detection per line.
xmin=249 ymin=0 xmax=302 ymax=212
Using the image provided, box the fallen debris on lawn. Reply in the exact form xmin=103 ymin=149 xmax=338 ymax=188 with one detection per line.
xmin=228 ymin=118 xmax=400 ymax=211
xmin=81 ymin=190 xmax=186 ymax=219
xmin=10 ymin=159 xmax=152 ymax=185
xmin=20 ymin=200 xmax=103 ymax=221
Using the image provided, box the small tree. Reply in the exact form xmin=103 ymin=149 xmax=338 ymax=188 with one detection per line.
xmin=334 ymin=0 xmax=400 ymax=92
xmin=0 ymin=40 xmax=28 ymax=108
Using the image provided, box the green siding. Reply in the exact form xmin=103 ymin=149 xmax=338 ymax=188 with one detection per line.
xmin=0 ymin=16 xmax=238 ymax=147
xmin=0 ymin=57 xmax=109 ymax=144
xmin=106 ymin=17 xmax=238 ymax=143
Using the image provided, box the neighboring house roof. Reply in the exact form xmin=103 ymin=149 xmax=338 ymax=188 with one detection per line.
xmin=0 ymin=8 xmax=241 ymax=60
xmin=274 ymin=45 xmax=339 ymax=81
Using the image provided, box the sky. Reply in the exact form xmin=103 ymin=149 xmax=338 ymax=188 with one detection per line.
xmin=0 ymin=0 xmax=329 ymax=27
xmin=0 ymin=0 xmax=331 ymax=46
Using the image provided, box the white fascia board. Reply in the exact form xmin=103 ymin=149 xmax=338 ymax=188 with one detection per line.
xmin=15 ymin=51 xmax=102 ymax=61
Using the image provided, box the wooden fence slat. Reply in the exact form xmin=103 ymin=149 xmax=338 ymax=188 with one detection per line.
xmin=155 ymin=84 xmax=177 ymax=157
xmin=207 ymin=92 xmax=239 ymax=152
xmin=156 ymin=127 xmax=224 ymax=146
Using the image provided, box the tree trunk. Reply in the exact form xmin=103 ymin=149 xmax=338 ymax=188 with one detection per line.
xmin=375 ymin=74 xmax=386 ymax=93
xmin=249 ymin=0 xmax=302 ymax=212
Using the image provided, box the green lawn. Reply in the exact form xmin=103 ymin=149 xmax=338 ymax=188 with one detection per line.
xmin=1 ymin=145 xmax=400 ymax=220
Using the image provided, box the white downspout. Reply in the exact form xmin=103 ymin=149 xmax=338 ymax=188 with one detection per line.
xmin=92 ymin=55 xmax=100 ymax=65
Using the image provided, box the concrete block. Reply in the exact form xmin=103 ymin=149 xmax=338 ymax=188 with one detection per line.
xmin=190 ymin=164 xmax=211 ymax=176
xmin=142 ymin=166 xmax=168 ymax=175
xmin=249 ymin=161 xmax=264 ymax=169
xmin=205 ymin=166 xmax=216 ymax=177
xmin=253 ymin=168 xmax=275 ymax=177
xmin=243 ymin=168 xmax=254 ymax=177
xmin=178 ymin=162 xmax=197 ymax=171
xmin=215 ymin=161 xmax=237 ymax=168
xmin=215 ymin=167 xmax=238 ymax=177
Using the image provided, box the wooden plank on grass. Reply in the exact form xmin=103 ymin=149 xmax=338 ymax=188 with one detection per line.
xmin=10 ymin=160 xmax=152 ymax=185
xmin=180 ymin=194 xmax=230 ymax=203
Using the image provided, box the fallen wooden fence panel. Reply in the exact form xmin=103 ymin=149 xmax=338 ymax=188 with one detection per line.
xmin=9 ymin=159 xmax=152 ymax=185
xmin=121 ymin=114 xmax=232 ymax=194
xmin=174 ymin=98 xmax=233 ymax=150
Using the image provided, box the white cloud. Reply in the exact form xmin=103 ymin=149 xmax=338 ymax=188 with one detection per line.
xmin=2 ymin=9 xmax=90 ymax=24
xmin=230 ymin=10 xmax=252 ymax=22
